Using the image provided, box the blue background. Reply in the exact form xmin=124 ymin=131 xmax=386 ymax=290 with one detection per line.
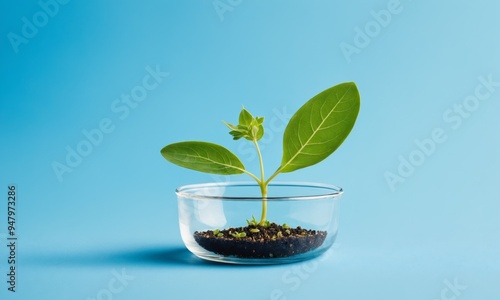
xmin=1 ymin=0 xmax=499 ymax=299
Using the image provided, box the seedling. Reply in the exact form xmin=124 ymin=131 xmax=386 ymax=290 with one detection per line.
xmin=246 ymin=216 xmax=259 ymax=226
xmin=161 ymin=82 xmax=360 ymax=227
xmin=231 ymin=231 xmax=247 ymax=239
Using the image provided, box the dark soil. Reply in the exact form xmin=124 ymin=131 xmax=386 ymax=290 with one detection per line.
xmin=193 ymin=223 xmax=327 ymax=259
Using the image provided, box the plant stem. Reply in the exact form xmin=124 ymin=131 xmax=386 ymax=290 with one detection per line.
xmin=253 ymin=139 xmax=268 ymax=226
xmin=258 ymin=182 xmax=267 ymax=225
xmin=264 ymin=167 xmax=282 ymax=186
xmin=253 ymin=139 xmax=265 ymax=183
xmin=241 ymin=169 xmax=260 ymax=183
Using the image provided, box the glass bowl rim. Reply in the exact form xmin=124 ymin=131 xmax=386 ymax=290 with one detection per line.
xmin=175 ymin=181 xmax=343 ymax=201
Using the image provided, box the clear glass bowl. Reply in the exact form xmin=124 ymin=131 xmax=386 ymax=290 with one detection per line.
xmin=176 ymin=181 xmax=343 ymax=264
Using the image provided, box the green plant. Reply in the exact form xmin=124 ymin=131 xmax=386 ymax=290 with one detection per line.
xmin=161 ymin=82 xmax=360 ymax=226
xmin=213 ymin=229 xmax=224 ymax=237
xmin=246 ymin=216 xmax=259 ymax=226
xmin=230 ymin=231 xmax=247 ymax=239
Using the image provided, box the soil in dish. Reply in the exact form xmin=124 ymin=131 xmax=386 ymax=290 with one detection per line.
xmin=193 ymin=223 xmax=326 ymax=258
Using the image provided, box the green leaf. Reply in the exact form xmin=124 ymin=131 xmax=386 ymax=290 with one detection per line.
xmin=225 ymin=108 xmax=265 ymax=141
xmin=239 ymin=107 xmax=253 ymax=126
xmin=229 ymin=130 xmax=244 ymax=140
xmin=223 ymin=122 xmax=239 ymax=131
xmin=279 ymin=82 xmax=360 ymax=173
xmin=231 ymin=231 xmax=246 ymax=238
xmin=161 ymin=141 xmax=245 ymax=175
xmin=247 ymin=216 xmax=258 ymax=226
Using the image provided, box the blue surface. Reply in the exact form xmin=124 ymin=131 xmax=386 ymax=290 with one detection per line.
xmin=1 ymin=0 xmax=499 ymax=299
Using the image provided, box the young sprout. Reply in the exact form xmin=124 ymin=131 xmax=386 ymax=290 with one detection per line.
xmin=231 ymin=231 xmax=247 ymax=239
xmin=161 ymin=83 xmax=360 ymax=227
xmin=246 ymin=216 xmax=259 ymax=226
xmin=250 ymin=228 xmax=260 ymax=233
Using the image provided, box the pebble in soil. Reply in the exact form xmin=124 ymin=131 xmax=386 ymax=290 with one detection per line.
xmin=193 ymin=223 xmax=327 ymax=258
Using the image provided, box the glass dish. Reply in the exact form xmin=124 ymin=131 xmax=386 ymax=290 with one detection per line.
xmin=176 ymin=181 xmax=343 ymax=264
